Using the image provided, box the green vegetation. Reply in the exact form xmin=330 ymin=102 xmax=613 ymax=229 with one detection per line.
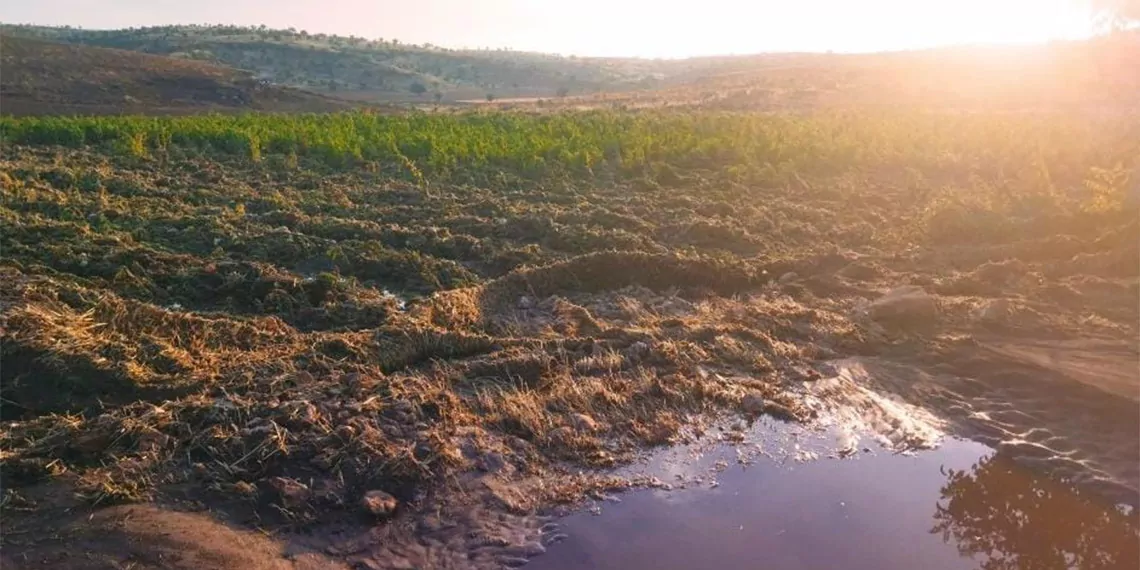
xmin=3 ymin=110 xmax=1134 ymax=187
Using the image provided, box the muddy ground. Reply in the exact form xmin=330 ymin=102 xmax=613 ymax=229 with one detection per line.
xmin=1 ymin=144 xmax=1137 ymax=568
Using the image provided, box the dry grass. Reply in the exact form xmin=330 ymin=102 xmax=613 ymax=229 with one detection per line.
xmin=1 ymin=252 xmax=841 ymax=529
xmin=1 ymin=116 xmax=1135 ymax=539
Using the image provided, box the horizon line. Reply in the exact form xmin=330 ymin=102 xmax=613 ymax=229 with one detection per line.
xmin=2 ymin=20 xmax=1124 ymax=61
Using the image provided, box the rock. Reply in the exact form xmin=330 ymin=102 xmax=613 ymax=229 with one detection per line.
xmin=569 ymin=413 xmax=599 ymax=432
xmin=866 ymin=286 xmax=938 ymax=324
xmin=360 ymin=490 xmax=398 ymax=519
xmin=268 ymin=477 xmax=311 ymax=509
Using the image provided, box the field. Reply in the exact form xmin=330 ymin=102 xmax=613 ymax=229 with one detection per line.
xmin=2 ymin=109 xmax=1138 ymax=568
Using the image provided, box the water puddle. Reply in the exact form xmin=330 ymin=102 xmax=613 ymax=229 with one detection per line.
xmin=531 ymin=424 xmax=1139 ymax=570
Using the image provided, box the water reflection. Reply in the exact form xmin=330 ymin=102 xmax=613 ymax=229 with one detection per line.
xmin=532 ymin=436 xmax=1139 ymax=570
xmin=932 ymin=452 xmax=1139 ymax=570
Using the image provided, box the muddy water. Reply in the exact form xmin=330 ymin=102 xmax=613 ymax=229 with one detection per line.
xmin=530 ymin=425 xmax=1139 ymax=570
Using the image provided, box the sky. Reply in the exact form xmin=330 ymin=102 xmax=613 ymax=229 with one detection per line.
xmin=0 ymin=0 xmax=1099 ymax=58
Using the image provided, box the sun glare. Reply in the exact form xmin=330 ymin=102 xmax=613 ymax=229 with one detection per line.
xmin=527 ymin=0 xmax=1096 ymax=58
xmin=0 ymin=0 xmax=1109 ymax=58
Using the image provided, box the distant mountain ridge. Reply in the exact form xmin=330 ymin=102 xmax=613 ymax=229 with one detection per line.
xmin=0 ymin=35 xmax=356 ymax=115
xmin=0 ymin=24 xmax=661 ymax=99
xmin=2 ymin=23 xmax=1135 ymax=114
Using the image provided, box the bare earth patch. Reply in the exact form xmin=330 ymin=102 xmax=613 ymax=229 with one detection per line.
xmin=2 ymin=137 xmax=1136 ymax=568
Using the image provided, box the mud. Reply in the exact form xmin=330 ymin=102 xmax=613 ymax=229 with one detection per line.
xmin=2 ymin=139 xmax=1137 ymax=569
xmin=819 ymin=343 xmax=1139 ymax=508
xmin=1 ymin=498 xmax=349 ymax=570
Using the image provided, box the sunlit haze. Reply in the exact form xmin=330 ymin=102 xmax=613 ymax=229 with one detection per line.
xmin=0 ymin=0 xmax=1098 ymax=58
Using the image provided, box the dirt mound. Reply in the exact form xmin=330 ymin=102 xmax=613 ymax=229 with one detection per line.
xmin=0 ymin=267 xmax=296 ymax=418
xmin=419 ymin=251 xmax=762 ymax=331
xmin=0 ymin=36 xmax=355 ymax=116
xmin=2 ymin=503 xmax=346 ymax=570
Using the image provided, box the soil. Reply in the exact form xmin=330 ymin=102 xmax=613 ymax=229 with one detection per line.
xmin=1 ymin=137 xmax=1136 ymax=568
xmin=2 ymin=499 xmax=347 ymax=570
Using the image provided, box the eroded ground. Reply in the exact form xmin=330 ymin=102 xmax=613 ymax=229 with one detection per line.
xmin=2 ymin=141 xmax=1137 ymax=568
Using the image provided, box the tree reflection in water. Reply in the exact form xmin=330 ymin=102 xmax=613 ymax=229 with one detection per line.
xmin=932 ymin=452 xmax=1139 ymax=570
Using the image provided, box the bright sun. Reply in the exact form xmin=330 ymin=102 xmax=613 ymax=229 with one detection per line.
xmin=904 ymin=0 xmax=1095 ymax=45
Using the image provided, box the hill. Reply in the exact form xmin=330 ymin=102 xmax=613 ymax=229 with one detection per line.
xmin=3 ymin=24 xmax=1136 ymax=113
xmin=0 ymin=36 xmax=357 ymax=115
xmin=662 ymin=35 xmax=1140 ymax=111
xmin=493 ymin=33 xmax=1140 ymax=113
xmin=0 ymin=24 xmax=658 ymax=101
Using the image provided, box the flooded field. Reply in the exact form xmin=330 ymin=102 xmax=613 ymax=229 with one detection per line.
xmin=534 ymin=425 xmax=1139 ymax=570
xmin=2 ymin=111 xmax=1136 ymax=569
xmin=526 ymin=336 xmax=1140 ymax=570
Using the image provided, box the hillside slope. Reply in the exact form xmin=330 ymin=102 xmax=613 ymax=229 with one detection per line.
xmin=0 ymin=36 xmax=356 ymax=115
xmin=4 ymin=24 xmax=1135 ymax=112
xmin=541 ymin=33 xmax=1140 ymax=113
xmin=1 ymin=24 xmax=658 ymax=100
